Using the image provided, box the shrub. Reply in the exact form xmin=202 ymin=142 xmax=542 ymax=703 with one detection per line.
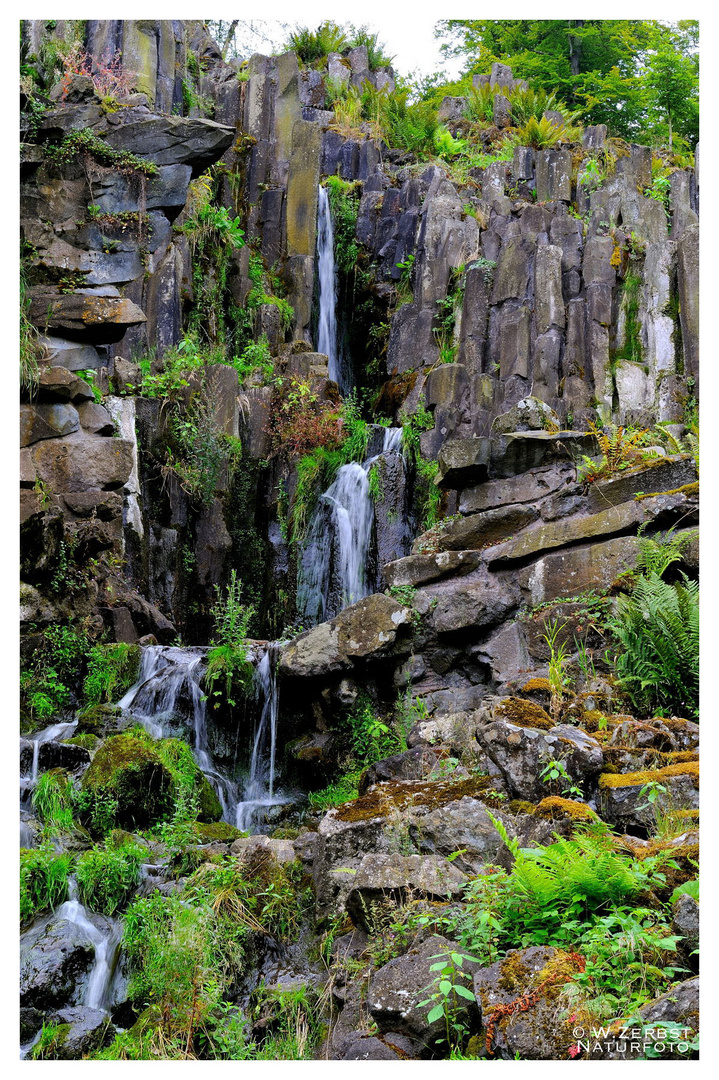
xmin=45 ymin=128 xmax=157 ymax=175
xmin=232 ymin=336 xmax=273 ymax=384
xmin=608 ymin=572 xmax=699 ymax=718
xmin=20 ymin=845 xmax=72 ymax=922
xmin=324 ymin=176 xmax=361 ymax=273
xmin=76 ymin=839 xmax=145 ymax=915
xmin=60 ymin=43 xmax=136 ymax=101
xmin=266 ymin=376 xmax=345 ymax=458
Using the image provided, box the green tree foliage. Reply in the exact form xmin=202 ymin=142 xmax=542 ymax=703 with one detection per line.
xmin=435 ymin=19 xmax=698 ymax=145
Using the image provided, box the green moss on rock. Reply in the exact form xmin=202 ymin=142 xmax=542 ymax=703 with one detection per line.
xmin=80 ymin=732 xmax=222 ymax=834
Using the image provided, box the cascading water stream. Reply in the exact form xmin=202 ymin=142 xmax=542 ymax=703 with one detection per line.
xmin=235 ymin=644 xmax=289 ymax=832
xmin=297 ymin=426 xmax=405 ymax=626
xmin=55 ymin=877 xmax=123 ymax=1012
xmin=118 ymin=646 xmax=237 ymax=821
xmin=316 ymin=184 xmax=340 ymax=388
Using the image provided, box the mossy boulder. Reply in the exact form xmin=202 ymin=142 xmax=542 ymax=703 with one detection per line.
xmin=474 ymin=947 xmax=584 ymax=1059
xmin=193 ymin=821 xmax=246 ymax=844
xmin=74 ymin=704 xmax=122 ymax=738
xmin=598 ymin=761 xmax=699 ymax=831
xmin=80 ymin=733 xmax=222 ymax=833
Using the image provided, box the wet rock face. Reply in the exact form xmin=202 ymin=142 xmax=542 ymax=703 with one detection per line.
xmin=21 ymin=917 xmax=97 ymax=1010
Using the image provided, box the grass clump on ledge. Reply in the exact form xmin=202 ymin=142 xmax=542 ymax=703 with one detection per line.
xmin=20 ymin=845 xmax=73 ymax=923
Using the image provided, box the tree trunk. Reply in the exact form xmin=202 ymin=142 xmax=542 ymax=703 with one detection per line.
xmin=568 ymin=20 xmax=584 ymax=78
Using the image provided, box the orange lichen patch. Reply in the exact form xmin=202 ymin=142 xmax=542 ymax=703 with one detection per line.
xmin=495 ymin=697 xmax=554 ymax=730
xmin=598 ymin=761 xmax=699 ymax=789
xmin=534 ymin=797 xmax=599 ymax=822
xmin=333 ymin=775 xmax=494 ymax=823
xmin=484 ymin=951 xmax=586 ymax=1056
xmin=521 ymin=678 xmax=552 ymax=695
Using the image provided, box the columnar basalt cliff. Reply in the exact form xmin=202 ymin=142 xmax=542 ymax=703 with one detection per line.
xmin=20 ymin=20 xmax=698 ymax=1063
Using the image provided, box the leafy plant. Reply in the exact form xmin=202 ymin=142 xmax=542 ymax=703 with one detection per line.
xmin=511 ymin=114 xmax=582 ymax=149
xmin=543 ymin=619 xmax=570 ymax=720
xmin=577 ymin=421 xmax=649 ymax=483
xmin=419 ymin=948 xmax=481 ymax=1052
xmin=205 ymin=571 xmax=255 ymax=711
xmin=83 ymin=643 xmax=139 ymax=706
xmin=287 ymin=22 xmax=348 ymax=64
xmin=46 ymin=127 xmax=157 ymax=175
xmin=608 ymin=572 xmax=699 ymax=718
xmin=539 ymin=758 xmax=584 ymax=800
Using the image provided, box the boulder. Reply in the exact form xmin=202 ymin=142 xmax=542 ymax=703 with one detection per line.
xmin=459 ymin=465 xmax=574 ymax=514
xmin=518 ymin=535 xmax=641 ymax=605
xmin=280 ymin=594 xmax=412 ymax=678
xmin=76 ymin=402 xmax=115 ymax=436
xmin=38 ymin=366 xmax=96 ymax=403
xmin=672 ymin=893 xmax=699 ymax=969
xmin=474 ymin=947 xmax=583 ymax=1058
xmin=369 ymin=934 xmax=481 ymax=1047
xmin=491 ymin=397 xmax=560 ymax=435
xmin=20 ymin=404 xmax=80 ymax=446
xmin=436 ymin=437 xmax=490 ymax=488
xmin=359 ymin=748 xmax=439 ymax=793
xmin=432 ymin=579 xmax=516 ymax=634
xmin=346 ymin=852 xmax=466 ymax=931
xmin=487 ymin=487 xmax=698 ymax=566
xmin=477 ymin=719 xmax=603 ymax=801
xmin=384 ymin=551 xmax=482 ymax=589
xmin=29 ymin=432 xmax=135 ymax=494
xmin=409 ymin=797 xmax=517 ymax=874
xmin=418 ymin=504 xmax=538 ymax=555
xmin=20 ymin=917 xmax=96 ymax=1010
xmin=80 ymin=733 xmax=221 ymax=832
xmin=46 ymin=1006 xmax=114 ymax=1059
xmin=597 ymin=977 xmax=699 ymax=1059
xmin=29 ymin=293 xmax=146 ymax=343
xmin=230 ymin=835 xmax=296 ymax=865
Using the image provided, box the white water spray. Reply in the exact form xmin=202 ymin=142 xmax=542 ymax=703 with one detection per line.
xmin=316 ymin=184 xmax=340 ymax=387
xmin=297 ymin=427 xmax=405 ymax=625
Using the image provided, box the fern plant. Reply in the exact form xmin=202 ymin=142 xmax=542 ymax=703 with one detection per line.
xmin=608 ymin=571 xmax=699 ymax=718
xmin=578 ymin=421 xmax=649 ymax=483
xmin=488 ymin=813 xmax=647 ymax=917
xmin=511 ymin=115 xmax=582 ymax=149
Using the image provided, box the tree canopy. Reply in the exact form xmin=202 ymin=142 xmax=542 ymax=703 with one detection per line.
xmin=435 ymin=19 xmax=698 ymax=146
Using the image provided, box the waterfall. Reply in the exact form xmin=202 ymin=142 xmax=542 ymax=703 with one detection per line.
xmin=297 ymin=427 xmax=405 ymax=625
xmin=235 ymin=644 xmax=289 ymax=832
xmin=55 ymin=879 xmax=123 ymax=1012
xmin=316 ymin=184 xmax=341 ymax=388
xmin=119 ymin=646 xmax=237 ymax=821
